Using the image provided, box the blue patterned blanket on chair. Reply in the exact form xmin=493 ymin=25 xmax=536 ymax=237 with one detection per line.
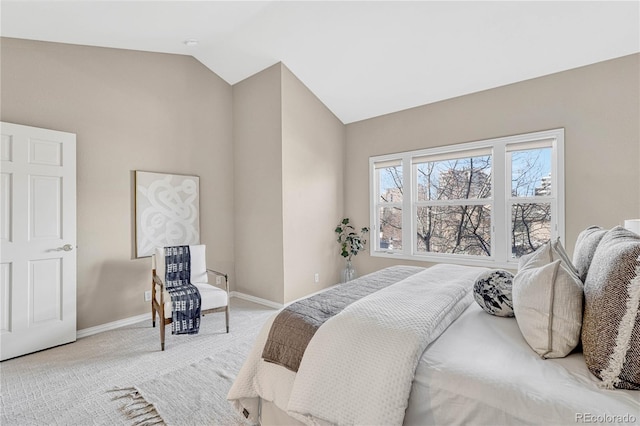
xmin=164 ymin=245 xmax=201 ymax=335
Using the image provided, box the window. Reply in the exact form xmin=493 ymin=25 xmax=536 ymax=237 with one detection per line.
xmin=369 ymin=129 xmax=564 ymax=267
xmin=374 ymin=160 xmax=403 ymax=251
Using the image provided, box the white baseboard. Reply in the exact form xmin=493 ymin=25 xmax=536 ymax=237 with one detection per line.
xmin=76 ymin=293 xmax=282 ymax=339
xmin=76 ymin=313 xmax=150 ymax=339
xmin=230 ymin=291 xmax=283 ymax=309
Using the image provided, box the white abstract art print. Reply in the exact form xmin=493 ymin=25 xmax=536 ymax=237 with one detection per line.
xmin=135 ymin=171 xmax=200 ymax=258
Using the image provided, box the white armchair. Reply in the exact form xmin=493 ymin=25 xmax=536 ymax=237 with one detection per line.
xmin=151 ymin=245 xmax=229 ymax=350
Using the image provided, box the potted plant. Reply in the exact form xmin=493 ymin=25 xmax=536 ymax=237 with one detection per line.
xmin=335 ymin=218 xmax=369 ymax=282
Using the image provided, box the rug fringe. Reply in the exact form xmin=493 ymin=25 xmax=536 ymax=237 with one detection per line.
xmin=109 ymin=387 xmax=165 ymax=426
xmin=133 ymin=413 xmax=163 ymax=426
xmin=108 ymin=387 xmax=140 ymax=401
xmin=126 ymin=404 xmax=155 ymax=417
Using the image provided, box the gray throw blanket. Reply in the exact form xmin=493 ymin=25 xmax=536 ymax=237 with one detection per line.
xmin=165 ymin=245 xmax=201 ymax=335
xmin=262 ymin=265 xmax=424 ymax=372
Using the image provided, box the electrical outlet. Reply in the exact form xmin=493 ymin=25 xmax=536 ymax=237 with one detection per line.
xmin=144 ymin=290 xmax=152 ymax=302
xmin=314 ymin=273 xmax=320 ymax=283
xmin=216 ymin=276 xmax=222 ymax=285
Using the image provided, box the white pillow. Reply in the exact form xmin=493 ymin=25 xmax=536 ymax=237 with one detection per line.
xmin=513 ymin=241 xmax=583 ymax=358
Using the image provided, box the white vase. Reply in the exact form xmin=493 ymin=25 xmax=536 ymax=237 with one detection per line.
xmin=341 ymin=260 xmax=357 ymax=283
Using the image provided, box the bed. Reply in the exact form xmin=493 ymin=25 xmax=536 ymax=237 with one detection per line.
xmin=228 ymin=227 xmax=640 ymax=425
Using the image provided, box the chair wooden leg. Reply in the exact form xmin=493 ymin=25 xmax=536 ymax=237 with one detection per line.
xmin=225 ymin=305 xmax=230 ymax=333
xmin=160 ymin=321 xmax=166 ymax=351
xmin=151 ymin=301 xmax=156 ymax=328
xmin=159 ymin=304 xmax=166 ymax=351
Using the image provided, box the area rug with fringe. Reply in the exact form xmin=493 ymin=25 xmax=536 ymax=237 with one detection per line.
xmin=111 ymin=344 xmax=251 ymax=426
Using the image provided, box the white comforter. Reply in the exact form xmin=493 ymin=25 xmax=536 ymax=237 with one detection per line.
xmin=228 ymin=264 xmax=485 ymax=425
xmin=404 ymin=302 xmax=640 ymax=426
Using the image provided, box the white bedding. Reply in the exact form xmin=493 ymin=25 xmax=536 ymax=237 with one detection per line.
xmin=287 ymin=264 xmax=481 ymax=425
xmin=229 ymin=266 xmax=640 ymax=426
xmin=405 ymin=303 xmax=640 ymax=426
xmin=228 ymin=264 xmax=482 ymax=424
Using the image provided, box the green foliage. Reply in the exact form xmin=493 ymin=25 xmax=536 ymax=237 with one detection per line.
xmin=335 ymin=218 xmax=369 ymax=260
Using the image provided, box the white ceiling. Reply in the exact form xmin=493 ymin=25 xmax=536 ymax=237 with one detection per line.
xmin=1 ymin=1 xmax=639 ymax=123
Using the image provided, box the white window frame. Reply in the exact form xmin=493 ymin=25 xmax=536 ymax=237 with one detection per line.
xmin=372 ymin=159 xmax=404 ymax=253
xmin=369 ymin=128 xmax=565 ymax=269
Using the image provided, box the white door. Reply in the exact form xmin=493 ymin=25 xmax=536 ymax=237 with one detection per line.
xmin=0 ymin=122 xmax=76 ymax=361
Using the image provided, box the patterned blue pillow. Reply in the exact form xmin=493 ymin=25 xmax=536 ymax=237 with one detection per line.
xmin=474 ymin=269 xmax=515 ymax=317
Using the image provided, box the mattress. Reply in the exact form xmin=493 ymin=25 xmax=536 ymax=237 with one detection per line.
xmin=405 ymin=303 xmax=639 ymax=425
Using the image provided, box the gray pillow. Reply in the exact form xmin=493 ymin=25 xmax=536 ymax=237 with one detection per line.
xmin=582 ymin=226 xmax=640 ymax=390
xmin=573 ymin=226 xmax=607 ymax=283
xmin=473 ymin=269 xmax=514 ymax=317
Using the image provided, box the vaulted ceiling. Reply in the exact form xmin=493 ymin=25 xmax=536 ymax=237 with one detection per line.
xmin=2 ymin=1 xmax=638 ymax=123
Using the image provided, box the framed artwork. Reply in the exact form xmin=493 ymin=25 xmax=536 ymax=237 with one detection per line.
xmin=135 ymin=171 xmax=200 ymax=258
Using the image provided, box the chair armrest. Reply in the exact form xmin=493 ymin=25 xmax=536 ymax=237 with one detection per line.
xmin=153 ymin=274 xmax=165 ymax=290
xmin=206 ymin=269 xmax=229 ymax=293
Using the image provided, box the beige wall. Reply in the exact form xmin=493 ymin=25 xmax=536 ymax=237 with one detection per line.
xmin=0 ymin=38 xmax=234 ymax=330
xmin=281 ymin=65 xmax=345 ymax=303
xmin=345 ymin=53 xmax=640 ymax=276
xmin=232 ymin=63 xmax=286 ymax=303
xmin=233 ymin=63 xmax=345 ymax=304
xmin=3 ymin=36 xmax=637 ymax=329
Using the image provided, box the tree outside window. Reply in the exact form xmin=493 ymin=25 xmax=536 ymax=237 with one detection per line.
xmin=370 ymin=129 xmax=564 ymax=267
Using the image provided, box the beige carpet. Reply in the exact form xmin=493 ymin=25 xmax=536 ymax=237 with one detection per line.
xmin=0 ymin=298 xmax=276 ymax=426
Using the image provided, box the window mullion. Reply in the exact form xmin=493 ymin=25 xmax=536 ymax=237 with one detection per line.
xmin=402 ymin=156 xmax=413 ymax=256
xmin=415 ymin=199 xmax=491 ymax=207
xmin=493 ymin=143 xmax=507 ymax=263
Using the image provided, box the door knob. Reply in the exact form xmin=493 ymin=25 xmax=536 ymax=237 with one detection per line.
xmin=59 ymin=244 xmax=74 ymax=252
